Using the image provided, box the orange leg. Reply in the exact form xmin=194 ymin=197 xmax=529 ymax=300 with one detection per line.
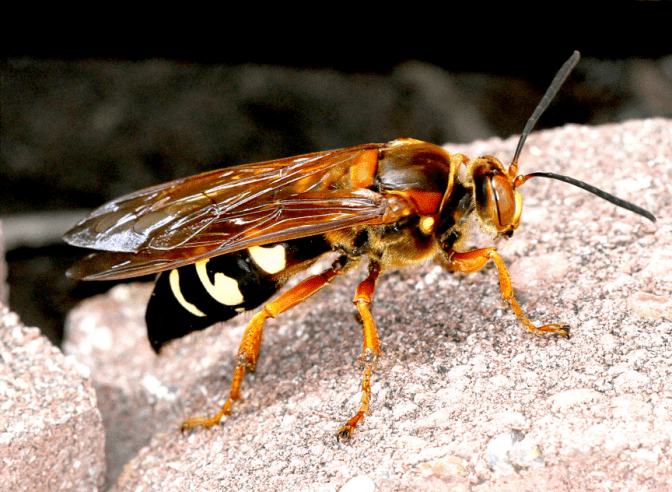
xmin=337 ymin=262 xmax=381 ymax=440
xmin=181 ymin=257 xmax=349 ymax=432
xmin=445 ymin=248 xmax=569 ymax=337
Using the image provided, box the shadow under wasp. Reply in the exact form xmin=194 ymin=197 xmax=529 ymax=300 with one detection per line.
xmin=64 ymin=51 xmax=655 ymax=439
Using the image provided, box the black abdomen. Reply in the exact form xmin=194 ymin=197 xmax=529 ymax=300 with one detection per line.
xmin=146 ymin=236 xmax=331 ymax=352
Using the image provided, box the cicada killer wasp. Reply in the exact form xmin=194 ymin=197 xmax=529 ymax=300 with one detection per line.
xmin=64 ymin=51 xmax=655 ymax=439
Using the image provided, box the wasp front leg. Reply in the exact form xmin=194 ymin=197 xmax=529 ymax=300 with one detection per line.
xmin=337 ymin=262 xmax=381 ymax=440
xmin=443 ymin=248 xmax=569 ymax=338
xmin=181 ymin=257 xmax=350 ymax=432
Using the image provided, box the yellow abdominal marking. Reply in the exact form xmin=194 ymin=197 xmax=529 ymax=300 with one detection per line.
xmin=248 ymin=245 xmax=286 ymax=274
xmin=195 ymin=259 xmax=244 ymax=306
xmin=169 ymin=269 xmax=206 ymax=317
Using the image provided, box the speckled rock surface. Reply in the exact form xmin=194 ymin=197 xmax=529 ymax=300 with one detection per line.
xmin=64 ymin=119 xmax=671 ymax=491
xmin=0 ymin=305 xmax=105 ymax=491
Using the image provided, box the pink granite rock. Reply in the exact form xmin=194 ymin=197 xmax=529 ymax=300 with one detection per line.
xmin=0 ymin=304 xmax=105 ymax=491
xmin=64 ymin=119 xmax=671 ymax=491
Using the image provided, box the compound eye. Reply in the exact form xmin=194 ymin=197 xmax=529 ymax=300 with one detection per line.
xmin=491 ymin=174 xmax=515 ymax=228
xmin=479 ymin=173 xmax=515 ymax=231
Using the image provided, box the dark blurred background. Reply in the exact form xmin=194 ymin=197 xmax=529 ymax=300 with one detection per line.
xmin=2 ymin=14 xmax=672 ymax=346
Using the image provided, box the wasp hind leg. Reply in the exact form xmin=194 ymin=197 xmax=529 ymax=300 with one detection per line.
xmin=180 ymin=256 xmax=350 ymax=432
xmin=443 ymin=248 xmax=570 ymax=337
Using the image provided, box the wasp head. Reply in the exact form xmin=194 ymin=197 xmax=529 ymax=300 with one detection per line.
xmin=467 ymin=50 xmax=654 ymax=237
xmin=466 ymin=156 xmax=523 ymax=239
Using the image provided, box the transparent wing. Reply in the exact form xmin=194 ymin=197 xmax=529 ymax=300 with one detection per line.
xmin=64 ymin=144 xmax=390 ymax=280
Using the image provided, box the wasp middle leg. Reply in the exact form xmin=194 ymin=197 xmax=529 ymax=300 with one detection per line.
xmin=337 ymin=261 xmax=381 ymax=440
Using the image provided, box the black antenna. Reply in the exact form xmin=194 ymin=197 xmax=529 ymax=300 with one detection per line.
xmin=510 ymin=51 xmax=581 ymax=169
xmin=524 ymin=171 xmax=656 ymax=222
xmin=510 ymin=50 xmax=656 ymax=224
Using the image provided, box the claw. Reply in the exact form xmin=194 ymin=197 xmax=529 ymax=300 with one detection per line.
xmin=336 ymin=425 xmax=354 ymax=442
